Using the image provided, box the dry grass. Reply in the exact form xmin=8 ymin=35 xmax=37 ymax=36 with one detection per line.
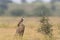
xmin=0 ymin=17 xmax=60 ymax=40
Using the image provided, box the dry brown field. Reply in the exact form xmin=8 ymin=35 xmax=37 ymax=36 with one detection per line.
xmin=0 ymin=17 xmax=60 ymax=40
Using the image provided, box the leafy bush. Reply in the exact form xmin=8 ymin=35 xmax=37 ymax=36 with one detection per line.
xmin=37 ymin=5 xmax=53 ymax=40
xmin=11 ymin=9 xmax=25 ymax=16
xmin=34 ymin=5 xmax=51 ymax=16
xmin=0 ymin=8 xmax=4 ymax=15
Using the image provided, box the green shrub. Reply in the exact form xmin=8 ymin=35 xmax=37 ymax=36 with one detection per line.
xmin=34 ymin=5 xmax=51 ymax=16
xmin=11 ymin=9 xmax=25 ymax=16
xmin=0 ymin=8 xmax=4 ymax=15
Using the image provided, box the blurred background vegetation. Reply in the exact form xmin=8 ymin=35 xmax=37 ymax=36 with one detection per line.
xmin=0 ymin=0 xmax=60 ymax=17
